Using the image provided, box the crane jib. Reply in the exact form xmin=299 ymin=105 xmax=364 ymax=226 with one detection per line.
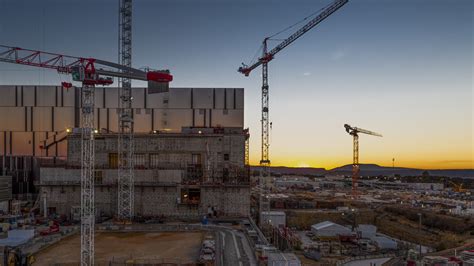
xmin=0 ymin=44 xmax=173 ymax=86
xmin=268 ymin=0 xmax=348 ymax=56
xmin=238 ymin=0 xmax=348 ymax=76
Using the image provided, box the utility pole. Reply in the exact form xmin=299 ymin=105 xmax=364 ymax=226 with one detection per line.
xmin=43 ymin=191 xmax=47 ymax=218
xmin=418 ymin=212 xmax=422 ymax=258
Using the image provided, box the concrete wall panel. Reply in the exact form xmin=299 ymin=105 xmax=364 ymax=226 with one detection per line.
xmin=62 ymin=87 xmax=75 ymax=107
xmin=104 ymin=88 xmax=119 ymax=108
xmin=194 ymin=109 xmax=205 ymax=127
xmin=225 ymin=88 xmax=235 ymax=109
xmin=95 ymin=110 xmax=104 ymax=132
xmin=54 ymin=107 xmax=74 ymax=132
xmin=235 ymin=88 xmax=244 ymax=109
xmin=22 ymin=86 xmax=35 ymax=106
xmin=94 ymin=87 xmax=104 ymax=108
xmin=57 ymin=139 xmax=67 ymax=157
xmin=152 ymin=109 xmax=163 ymax=131
xmin=34 ymin=132 xmax=47 ymax=156
xmin=145 ymin=91 xmax=166 ymax=108
xmin=11 ymin=132 xmax=33 ymax=156
xmin=193 ymin=88 xmax=213 ymax=109
xmin=154 ymin=169 xmax=182 ymax=183
xmin=212 ymin=109 xmax=243 ymax=128
xmin=134 ymin=111 xmax=152 ymax=133
xmin=132 ymin=87 xmax=146 ymax=109
xmin=0 ymin=132 xmax=5 ymax=155
xmin=56 ymin=87 xmax=62 ymax=108
xmin=214 ymin=89 xmax=225 ymax=109
xmin=164 ymin=109 xmax=193 ymax=132
xmin=36 ymin=86 xmax=56 ymax=106
xmin=0 ymin=107 xmax=25 ymax=131
xmin=108 ymin=109 xmax=119 ymax=132
xmin=169 ymin=88 xmax=191 ymax=109
xmin=0 ymin=86 xmax=16 ymax=107
xmin=32 ymin=107 xmax=53 ymax=132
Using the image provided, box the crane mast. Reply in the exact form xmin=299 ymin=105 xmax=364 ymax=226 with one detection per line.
xmin=344 ymin=124 xmax=382 ymax=197
xmin=80 ymin=84 xmax=95 ymax=266
xmin=261 ymin=40 xmax=270 ymax=167
xmin=0 ymin=44 xmax=172 ymax=265
xmin=118 ymin=0 xmax=134 ymax=223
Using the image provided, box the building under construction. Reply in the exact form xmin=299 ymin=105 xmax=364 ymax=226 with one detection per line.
xmin=0 ymin=85 xmax=250 ymax=218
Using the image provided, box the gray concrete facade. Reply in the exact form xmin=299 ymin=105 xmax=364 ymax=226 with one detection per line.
xmin=40 ymin=184 xmax=249 ymax=219
xmin=0 ymin=85 xmax=249 ymax=218
xmin=39 ymin=128 xmax=250 ymax=219
xmin=0 ymin=86 xmax=244 ymax=158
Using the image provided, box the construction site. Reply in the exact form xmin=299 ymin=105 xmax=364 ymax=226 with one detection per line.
xmin=0 ymin=0 xmax=472 ymax=265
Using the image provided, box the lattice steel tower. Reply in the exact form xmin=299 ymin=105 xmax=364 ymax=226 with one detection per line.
xmin=260 ymin=39 xmax=271 ymax=170
xmin=81 ymin=84 xmax=95 ymax=265
xmin=118 ymin=0 xmax=134 ymax=221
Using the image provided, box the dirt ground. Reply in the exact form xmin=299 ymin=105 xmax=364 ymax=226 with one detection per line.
xmin=34 ymin=231 xmax=204 ymax=265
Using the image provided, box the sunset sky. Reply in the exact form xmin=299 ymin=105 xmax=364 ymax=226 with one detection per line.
xmin=0 ymin=0 xmax=472 ymax=169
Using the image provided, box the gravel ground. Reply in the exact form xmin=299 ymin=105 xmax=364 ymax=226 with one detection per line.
xmin=33 ymin=231 xmax=203 ymax=265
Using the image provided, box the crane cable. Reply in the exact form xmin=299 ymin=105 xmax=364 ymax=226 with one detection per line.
xmin=248 ymin=43 xmax=264 ymax=66
xmin=267 ymin=1 xmax=333 ymax=40
xmin=246 ymin=1 xmax=332 ymax=66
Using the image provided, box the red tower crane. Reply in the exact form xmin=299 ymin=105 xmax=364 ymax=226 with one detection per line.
xmin=0 ymin=45 xmax=173 ymax=156
xmin=0 ymin=45 xmax=172 ymax=88
xmin=0 ymin=44 xmax=172 ymax=265
xmin=238 ymin=0 xmax=348 ymax=172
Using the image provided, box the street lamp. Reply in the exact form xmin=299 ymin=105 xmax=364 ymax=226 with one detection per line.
xmin=43 ymin=191 xmax=48 ymax=218
xmin=418 ymin=213 xmax=422 ymax=258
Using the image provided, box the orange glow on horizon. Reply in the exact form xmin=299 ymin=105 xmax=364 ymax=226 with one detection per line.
xmin=249 ymin=156 xmax=474 ymax=170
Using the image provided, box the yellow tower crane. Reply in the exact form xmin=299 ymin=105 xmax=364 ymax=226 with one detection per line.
xmin=344 ymin=124 xmax=382 ymax=197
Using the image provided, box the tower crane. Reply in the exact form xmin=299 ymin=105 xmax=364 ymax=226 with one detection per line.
xmin=449 ymin=181 xmax=467 ymax=193
xmin=238 ymin=0 xmax=348 ymax=173
xmin=344 ymin=124 xmax=382 ymax=197
xmin=0 ymin=44 xmax=172 ymax=265
xmin=118 ymin=0 xmax=134 ymax=223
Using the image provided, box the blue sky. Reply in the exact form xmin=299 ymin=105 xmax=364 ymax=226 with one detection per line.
xmin=0 ymin=0 xmax=472 ymax=168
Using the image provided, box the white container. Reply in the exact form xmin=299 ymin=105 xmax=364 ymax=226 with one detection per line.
xmin=261 ymin=211 xmax=286 ymax=227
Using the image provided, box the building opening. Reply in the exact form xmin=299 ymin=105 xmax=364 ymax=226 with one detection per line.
xmin=108 ymin=153 xmax=118 ymax=168
xmin=180 ymin=188 xmax=200 ymax=205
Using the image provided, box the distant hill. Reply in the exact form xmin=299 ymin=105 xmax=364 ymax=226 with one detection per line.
xmin=329 ymin=164 xmax=474 ymax=178
xmin=250 ymin=164 xmax=474 ymax=178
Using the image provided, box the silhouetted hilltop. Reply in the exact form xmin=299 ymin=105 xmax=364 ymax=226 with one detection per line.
xmin=250 ymin=164 xmax=474 ymax=178
xmin=329 ymin=164 xmax=474 ymax=178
